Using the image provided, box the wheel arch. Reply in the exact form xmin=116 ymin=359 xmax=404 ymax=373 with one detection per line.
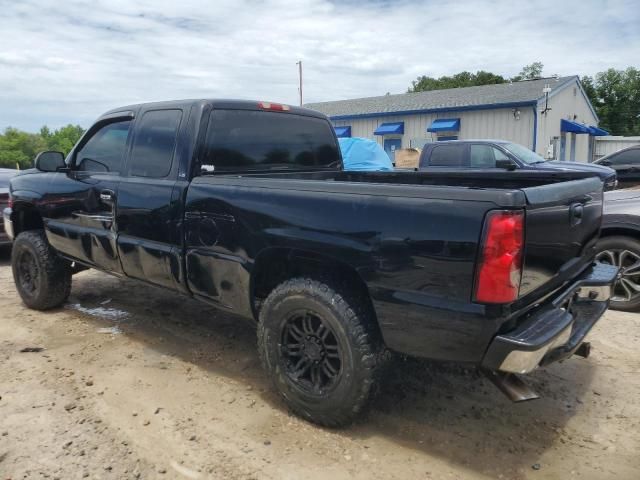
xmin=11 ymin=200 xmax=44 ymax=236
xmin=600 ymin=226 xmax=640 ymax=241
xmin=250 ymin=247 xmax=381 ymax=335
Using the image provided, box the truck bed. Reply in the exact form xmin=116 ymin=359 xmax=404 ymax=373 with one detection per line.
xmin=186 ymin=171 xmax=603 ymax=361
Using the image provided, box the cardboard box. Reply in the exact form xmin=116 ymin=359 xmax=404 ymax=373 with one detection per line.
xmin=394 ymin=148 xmax=421 ymax=169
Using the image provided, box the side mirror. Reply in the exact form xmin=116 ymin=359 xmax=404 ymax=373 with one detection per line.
xmin=496 ymin=159 xmax=517 ymax=171
xmin=34 ymin=151 xmax=66 ymax=172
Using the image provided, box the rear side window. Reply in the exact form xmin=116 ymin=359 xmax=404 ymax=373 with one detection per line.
xmin=201 ymin=110 xmax=339 ymax=171
xmin=130 ymin=109 xmax=182 ymax=178
xmin=428 ymin=144 xmax=466 ymax=166
xmin=76 ymin=120 xmax=131 ymax=173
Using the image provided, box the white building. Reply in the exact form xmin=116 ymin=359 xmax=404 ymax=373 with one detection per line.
xmin=306 ymin=76 xmax=608 ymax=163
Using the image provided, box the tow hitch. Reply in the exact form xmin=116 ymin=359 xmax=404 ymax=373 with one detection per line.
xmin=483 ymin=369 xmax=540 ymax=402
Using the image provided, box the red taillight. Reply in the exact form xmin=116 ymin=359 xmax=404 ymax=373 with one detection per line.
xmin=258 ymin=101 xmax=290 ymax=112
xmin=474 ymin=210 xmax=524 ymax=304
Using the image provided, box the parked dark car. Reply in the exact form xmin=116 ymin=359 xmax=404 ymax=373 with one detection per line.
xmin=594 ymin=145 xmax=640 ymax=189
xmin=418 ymin=140 xmax=617 ymax=190
xmin=0 ymin=168 xmax=17 ymax=246
xmin=597 ymin=187 xmax=640 ymax=311
xmin=3 ymin=99 xmax=617 ymax=426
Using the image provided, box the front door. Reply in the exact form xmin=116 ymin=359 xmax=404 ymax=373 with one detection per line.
xmin=44 ymin=119 xmax=132 ymax=273
xmin=383 ymin=138 xmax=402 ymax=162
xmin=116 ymin=108 xmax=186 ymax=292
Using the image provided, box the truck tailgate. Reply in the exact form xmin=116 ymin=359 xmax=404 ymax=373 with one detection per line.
xmin=519 ymin=177 xmax=603 ymax=299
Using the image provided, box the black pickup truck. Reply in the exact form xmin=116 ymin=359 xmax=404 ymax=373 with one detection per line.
xmin=3 ymin=100 xmax=617 ymax=426
xmin=417 ymin=139 xmax=618 ymax=191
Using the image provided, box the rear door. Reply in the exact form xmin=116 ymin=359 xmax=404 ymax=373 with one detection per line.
xmin=116 ymin=108 xmax=187 ymax=291
xmin=518 ymin=177 xmax=604 ymax=299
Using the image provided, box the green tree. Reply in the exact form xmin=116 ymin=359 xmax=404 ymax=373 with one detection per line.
xmin=581 ymin=68 xmax=640 ymax=136
xmin=45 ymin=124 xmax=85 ymax=154
xmin=409 ymin=70 xmax=507 ymax=92
xmin=511 ymin=62 xmax=544 ymax=82
xmin=0 ymin=124 xmax=85 ymax=169
xmin=0 ymin=127 xmax=48 ymax=169
xmin=409 ymin=63 xmax=548 ymax=93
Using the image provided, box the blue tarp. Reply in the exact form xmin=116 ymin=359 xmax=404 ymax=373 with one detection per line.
xmin=589 ymin=125 xmax=609 ymax=136
xmin=427 ymin=118 xmax=460 ymax=132
xmin=373 ymin=122 xmax=404 ymax=135
xmin=561 ymin=119 xmax=590 ymax=134
xmin=338 ymin=137 xmax=394 ymax=171
xmin=334 ymin=126 xmax=351 ymax=138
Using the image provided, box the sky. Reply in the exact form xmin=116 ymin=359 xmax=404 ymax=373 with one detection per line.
xmin=1 ymin=0 xmax=639 ymax=131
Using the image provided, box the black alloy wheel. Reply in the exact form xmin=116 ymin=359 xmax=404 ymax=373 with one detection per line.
xmin=257 ymin=277 xmax=382 ymax=427
xmin=16 ymin=248 xmax=40 ymax=297
xmin=280 ymin=310 xmax=342 ymax=395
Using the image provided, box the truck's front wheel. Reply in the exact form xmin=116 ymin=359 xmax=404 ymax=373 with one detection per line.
xmin=257 ymin=278 xmax=382 ymax=427
xmin=11 ymin=230 xmax=72 ymax=310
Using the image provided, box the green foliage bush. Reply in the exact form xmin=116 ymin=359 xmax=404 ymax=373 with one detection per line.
xmin=0 ymin=124 xmax=85 ymax=170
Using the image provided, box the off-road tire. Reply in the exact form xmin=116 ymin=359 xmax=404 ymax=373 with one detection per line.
xmin=257 ymin=277 xmax=383 ymax=427
xmin=11 ymin=230 xmax=72 ymax=310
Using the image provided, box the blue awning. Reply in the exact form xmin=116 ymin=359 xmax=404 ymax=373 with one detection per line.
xmin=374 ymin=122 xmax=404 ymax=135
xmin=334 ymin=126 xmax=351 ymax=138
xmin=561 ymin=119 xmax=590 ymax=134
xmin=589 ymin=125 xmax=609 ymax=136
xmin=427 ymin=118 xmax=461 ymax=133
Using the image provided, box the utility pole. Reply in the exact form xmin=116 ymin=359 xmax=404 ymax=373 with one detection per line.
xmin=296 ymin=60 xmax=303 ymax=106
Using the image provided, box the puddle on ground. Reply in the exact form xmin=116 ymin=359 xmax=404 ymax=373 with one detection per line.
xmin=66 ymin=303 xmax=130 ymax=321
xmin=96 ymin=326 xmax=123 ymax=335
xmin=65 ymin=302 xmax=130 ymax=334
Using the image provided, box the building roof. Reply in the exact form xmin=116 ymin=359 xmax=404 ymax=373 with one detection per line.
xmin=305 ymin=76 xmax=577 ymax=118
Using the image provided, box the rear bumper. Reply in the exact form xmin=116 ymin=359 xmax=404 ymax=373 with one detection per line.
xmin=1 ymin=207 xmax=13 ymax=244
xmin=481 ymin=262 xmax=618 ymax=374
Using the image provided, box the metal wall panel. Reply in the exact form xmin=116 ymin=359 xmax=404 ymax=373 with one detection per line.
xmin=333 ymin=107 xmax=534 ymax=150
xmin=538 ymin=80 xmax=599 ymax=162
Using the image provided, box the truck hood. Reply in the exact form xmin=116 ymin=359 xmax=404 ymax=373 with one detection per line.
xmin=539 ymin=161 xmax=615 ymax=179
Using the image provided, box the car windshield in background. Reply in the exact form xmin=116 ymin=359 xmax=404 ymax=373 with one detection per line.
xmin=503 ymin=142 xmax=547 ymax=165
xmin=202 ymin=110 xmax=340 ymax=172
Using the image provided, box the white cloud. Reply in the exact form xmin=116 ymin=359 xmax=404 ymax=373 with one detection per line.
xmin=0 ymin=0 xmax=638 ymax=130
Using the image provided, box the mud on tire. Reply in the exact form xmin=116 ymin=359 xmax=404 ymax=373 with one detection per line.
xmin=11 ymin=230 xmax=72 ymax=310
xmin=257 ymin=277 xmax=383 ymax=427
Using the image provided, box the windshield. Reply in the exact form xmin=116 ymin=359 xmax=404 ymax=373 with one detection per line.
xmin=503 ymin=142 xmax=547 ymax=165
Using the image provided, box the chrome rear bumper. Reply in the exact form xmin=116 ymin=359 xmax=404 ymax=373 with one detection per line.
xmin=481 ymin=263 xmax=618 ymax=374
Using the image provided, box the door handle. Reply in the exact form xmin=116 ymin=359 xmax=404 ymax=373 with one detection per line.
xmin=100 ymin=189 xmax=115 ymax=204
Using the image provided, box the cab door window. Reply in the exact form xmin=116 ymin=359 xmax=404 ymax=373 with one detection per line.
xmin=76 ymin=121 xmax=131 ymax=173
xmin=469 ymin=145 xmax=510 ymax=168
xmin=129 ymin=109 xmax=183 ymax=178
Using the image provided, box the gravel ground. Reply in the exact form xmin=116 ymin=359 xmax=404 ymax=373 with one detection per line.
xmin=0 ymin=247 xmax=639 ymax=480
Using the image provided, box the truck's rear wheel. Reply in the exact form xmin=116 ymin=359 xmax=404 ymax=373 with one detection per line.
xmin=11 ymin=230 xmax=72 ymax=310
xmin=257 ymin=277 xmax=382 ymax=427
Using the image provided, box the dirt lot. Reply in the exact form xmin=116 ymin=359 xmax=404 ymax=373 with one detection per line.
xmin=0 ymin=249 xmax=638 ymax=480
